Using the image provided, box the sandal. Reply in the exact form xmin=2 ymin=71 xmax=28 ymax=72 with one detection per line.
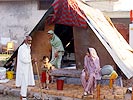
xmin=87 ymin=92 xmax=93 ymax=95
xmin=22 ymin=97 xmax=27 ymax=100
xmin=83 ymin=92 xmax=88 ymax=96
xmin=41 ymin=87 xmax=44 ymax=89
xmin=20 ymin=96 xmax=27 ymax=100
xmin=45 ymin=86 xmax=49 ymax=90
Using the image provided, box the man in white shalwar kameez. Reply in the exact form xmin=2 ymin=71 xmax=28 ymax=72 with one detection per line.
xmin=47 ymin=30 xmax=64 ymax=69
xmin=16 ymin=36 xmax=35 ymax=100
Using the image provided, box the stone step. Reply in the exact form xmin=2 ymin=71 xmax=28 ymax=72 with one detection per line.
xmin=50 ymin=69 xmax=82 ymax=78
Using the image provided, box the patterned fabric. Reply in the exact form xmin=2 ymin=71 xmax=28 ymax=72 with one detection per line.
xmin=80 ymin=48 xmax=101 ymax=94
xmin=41 ymin=72 xmax=51 ymax=83
xmin=51 ymin=0 xmax=87 ymax=28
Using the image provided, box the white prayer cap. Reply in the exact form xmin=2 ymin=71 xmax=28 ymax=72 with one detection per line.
xmin=47 ymin=30 xmax=54 ymax=34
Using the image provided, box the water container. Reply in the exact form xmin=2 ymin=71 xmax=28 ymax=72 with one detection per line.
xmin=56 ymin=79 xmax=64 ymax=90
xmin=6 ymin=71 xmax=14 ymax=79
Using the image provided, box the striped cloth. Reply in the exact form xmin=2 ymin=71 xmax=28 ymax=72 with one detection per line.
xmin=51 ymin=0 xmax=87 ymax=28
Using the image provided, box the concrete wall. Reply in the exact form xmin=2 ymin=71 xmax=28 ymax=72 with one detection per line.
xmin=31 ymin=23 xmax=54 ymax=73
xmin=87 ymin=1 xmax=114 ymax=11
xmin=88 ymin=0 xmax=132 ymax=12
xmin=0 ymin=0 xmax=46 ymax=51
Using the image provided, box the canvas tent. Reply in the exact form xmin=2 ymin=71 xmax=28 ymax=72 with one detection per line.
xmin=6 ymin=0 xmax=133 ymax=79
xmin=77 ymin=0 xmax=133 ymax=79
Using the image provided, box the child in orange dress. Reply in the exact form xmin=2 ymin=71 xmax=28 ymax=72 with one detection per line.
xmin=41 ymin=56 xmax=55 ymax=89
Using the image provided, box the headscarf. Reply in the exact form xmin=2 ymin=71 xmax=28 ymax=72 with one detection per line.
xmin=88 ymin=48 xmax=99 ymax=60
xmin=48 ymin=30 xmax=54 ymax=34
xmin=48 ymin=30 xmax=64 ymax=52
xmin=86 ymin=48 xmax=100 ymax=69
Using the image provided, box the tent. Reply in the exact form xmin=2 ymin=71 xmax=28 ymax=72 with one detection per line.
xmin=6 ymin=0 xmax=133 ymax=79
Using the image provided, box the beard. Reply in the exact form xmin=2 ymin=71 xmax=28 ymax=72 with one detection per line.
xmin=27 ymin=44 xmax=31 ymax=47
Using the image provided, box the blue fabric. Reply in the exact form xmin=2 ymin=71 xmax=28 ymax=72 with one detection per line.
xmin=101 ymin=65 xmax=114 ymax=76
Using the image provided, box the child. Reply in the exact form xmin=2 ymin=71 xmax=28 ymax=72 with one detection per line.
xmin=41 ymin=56 xmax=54 ymax=89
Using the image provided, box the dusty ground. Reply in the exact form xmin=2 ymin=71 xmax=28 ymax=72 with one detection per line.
xmin=123 ymin=77 xmax=133 ymax=88
xmin=0 ymin=93 xmax=131 ymax=100
xmin=0 ymin=94 xmax=35 ymax=100
xmin=0 ymin=79 xmax=131 ymax=100
xmin=0 ymin=55 xmax=132 ymax=100
xmin=0 ymin=94 xmax=19 ymax=100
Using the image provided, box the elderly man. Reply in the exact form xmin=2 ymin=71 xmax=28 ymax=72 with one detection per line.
xmin=16 ymin=36 xmax=35 ymax=100
xmin=47 ymin=30 xmax=64 ymax=69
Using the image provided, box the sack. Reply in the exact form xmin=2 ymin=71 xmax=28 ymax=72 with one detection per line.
xmin=101 ymin=65 xmax=114 ymax=76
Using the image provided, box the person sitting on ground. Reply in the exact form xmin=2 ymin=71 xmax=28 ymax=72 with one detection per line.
xmin=80 ymin=47 xmax=101 ymax=96
xmin=101 ymin=65 xmax=118 ymax=88
xmin=41 ymin=56 xmax=55 ymax=89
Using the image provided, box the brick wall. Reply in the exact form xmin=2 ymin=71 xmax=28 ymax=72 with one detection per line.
xmin=112 ymin=18 xmax=130 ymax=43
xmin=114 ymin=23 xmax=129 ymax=42
xmin=31 ymin=23 xmax=54 ymax=74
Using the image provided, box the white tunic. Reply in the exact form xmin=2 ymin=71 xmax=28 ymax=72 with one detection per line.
xmin=16 ymin=43 xmax=35 ymax=87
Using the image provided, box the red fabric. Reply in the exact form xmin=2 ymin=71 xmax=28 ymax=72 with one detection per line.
xmin=130 ymin=10 xmax=133 ymax=22
xmin=41 ymin=72 xmax=46 ymax=83
xmin=51 ymin=0 xmax=87 ymax=28
xmin=41 ymin=72 xmax=51 ymax=83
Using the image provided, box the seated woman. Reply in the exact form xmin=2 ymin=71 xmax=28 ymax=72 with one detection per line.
xmin=101 ymin=65 xmax=118 ymax=88
xmin=80 ymin=48 xmax=101 ymax=96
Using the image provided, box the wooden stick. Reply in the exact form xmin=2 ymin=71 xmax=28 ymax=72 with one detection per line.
xmin=131 ymin=86 xmax=133 ymax=100
xmin=97 ymin=83 xmax=100 ymax=100
xmin=109 ymin=79 xmax=113 ymax=89
xmin=35 ymin=62 xmax=44 ymax=100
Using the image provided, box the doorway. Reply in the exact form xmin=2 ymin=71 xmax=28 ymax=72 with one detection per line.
xmin=54 ymin=24 xmax=76 ymax=68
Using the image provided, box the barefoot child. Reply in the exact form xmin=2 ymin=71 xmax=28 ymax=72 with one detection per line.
xmin=41 ymin=56 xmax=54 ymax=89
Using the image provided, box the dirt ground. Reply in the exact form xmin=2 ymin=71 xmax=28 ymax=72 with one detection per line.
xmin=0 ymin=55 xmax=132 ymax=100
xmin=0 ymin=94 xmax=19 ymax=100
xmin=123 ymin=77 xmax=133 ymax=88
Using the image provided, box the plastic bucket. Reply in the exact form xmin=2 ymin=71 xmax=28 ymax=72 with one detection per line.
xmin=56 ymin=79 xmax=64 ymax=90
xmin=6 ymin=71 xmax=14 ymax=79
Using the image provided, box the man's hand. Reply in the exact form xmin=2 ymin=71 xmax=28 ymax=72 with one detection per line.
xmin=85 ymin=70 xmax=89 ymax=81
xmin=32 ymin=58 xmax=37 ymax=64
xmin=85 ymin=74 xmax=89 ymax=81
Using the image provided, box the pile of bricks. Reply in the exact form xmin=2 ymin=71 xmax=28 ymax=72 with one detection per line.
xmin=30 ymin=82 xmax=83 ymax=99
xmin=83 ymin=85 xmax=128 ymax=100
xmin=0 ymin=79 xmax=130 ymax=100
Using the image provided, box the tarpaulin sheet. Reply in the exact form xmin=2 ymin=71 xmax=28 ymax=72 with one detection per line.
xmin=77 ymin=0 xmax=133 ymax=79
xmin=51 ymin=0 xmax=87 ymax=28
